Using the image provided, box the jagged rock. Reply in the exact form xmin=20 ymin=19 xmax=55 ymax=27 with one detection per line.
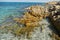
xmin=47 ymin=1 xmax=60 ymax=35
xmin=26 ymin=6 xmax=49 ymax=18
xmin=14 ymin=6 xmax=49 ymax=25
xmin=13 ymin=5 xmax=49 ymax=37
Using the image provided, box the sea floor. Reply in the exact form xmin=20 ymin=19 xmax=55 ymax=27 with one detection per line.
xmin=0 ymin=3 xmax=58 ymax=40
xmin=0 ymin=18 xmax=57 ymax=40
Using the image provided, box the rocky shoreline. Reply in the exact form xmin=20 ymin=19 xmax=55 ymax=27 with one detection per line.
xmin=46 ymin=1 xmax=60 ymax=35
xmin=0 ymin=1 xmax=60 ymax=40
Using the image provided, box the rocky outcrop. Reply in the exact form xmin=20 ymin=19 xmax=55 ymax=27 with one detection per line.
xmin=46 ymin=1 xmax=60 ymax=35
xmin=13 ymin=6 xmax=49 ymax=38
xmin=0 ymin=1 xmax=60 ymax=40
xmin=26 ymin=6 xmax=49 ymax=18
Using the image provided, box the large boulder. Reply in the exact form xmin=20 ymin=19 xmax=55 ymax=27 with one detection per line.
xmin=47 ymin=1 xmax=60 ymax=34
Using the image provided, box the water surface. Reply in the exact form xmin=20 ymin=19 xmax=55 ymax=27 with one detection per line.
xmin=0 ymin=2 xmax=45 ymax=23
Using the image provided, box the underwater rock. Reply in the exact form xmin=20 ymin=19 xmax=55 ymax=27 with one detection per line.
xmin=13 ymin=5 xmax=49 ymax=37
xmin=1 ymin=2 xmax=60 ymax=40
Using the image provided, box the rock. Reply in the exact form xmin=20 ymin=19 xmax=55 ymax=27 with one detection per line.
xmin=47 ymin=1 xmax=58 ymax=5
xmin=47 ymin=1 xmax=60 ymax=35
xmin=26 ymin=6 xmax=49 ymax=18
xmin=55 ymin=5 xmax=60 ymax=9
xmin=13 ymin=5 xmax=49 ymax=37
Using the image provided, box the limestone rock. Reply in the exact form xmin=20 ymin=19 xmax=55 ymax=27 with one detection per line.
xmin=13 ymin=5 xmax=49 ymax=37
xmin=26 ymin=6 xmax=49 ymax=18
xmin=47 ymin=1 xmax=60 ymax=34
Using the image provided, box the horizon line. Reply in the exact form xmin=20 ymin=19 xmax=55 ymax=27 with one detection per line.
xmin=0 ymin=2 xmax=46 ymax=3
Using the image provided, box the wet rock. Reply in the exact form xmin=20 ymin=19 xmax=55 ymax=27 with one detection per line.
xmin=13 ymin=5 xmax=49 ymax=37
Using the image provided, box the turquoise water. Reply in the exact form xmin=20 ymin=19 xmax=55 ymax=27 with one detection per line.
xmin=0 ymin=2 xmax=57 ymax=40
xmin=0 ymin=2 xmax=45 ymax=23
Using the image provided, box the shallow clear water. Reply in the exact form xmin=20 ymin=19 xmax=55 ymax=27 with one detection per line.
xmin=0 ymin=2 xmax=57 ymax=40
xmin=0 ymin=19 xmax=55 ymax=40
xmin=0 ymin=2 xmax=45 ymax=23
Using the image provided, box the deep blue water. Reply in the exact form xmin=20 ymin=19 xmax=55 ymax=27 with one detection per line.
xmin=0 ymin=2 xmax=45 ymax=23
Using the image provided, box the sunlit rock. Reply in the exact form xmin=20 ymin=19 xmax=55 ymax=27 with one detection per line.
xmin=13 ymin=5 xmax=49 ymax=38
xmin=47 ymin=1 xmax=58 ymax=5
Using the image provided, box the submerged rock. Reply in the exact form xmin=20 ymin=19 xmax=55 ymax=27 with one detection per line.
xmin=13 ymin=5 xmax=49 ymax=38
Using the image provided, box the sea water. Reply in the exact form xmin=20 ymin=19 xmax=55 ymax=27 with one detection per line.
xmin=0 ymin=2 xmax=56 ymax=40
xmin=0 ymin=2 xmax=45 ymax=23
